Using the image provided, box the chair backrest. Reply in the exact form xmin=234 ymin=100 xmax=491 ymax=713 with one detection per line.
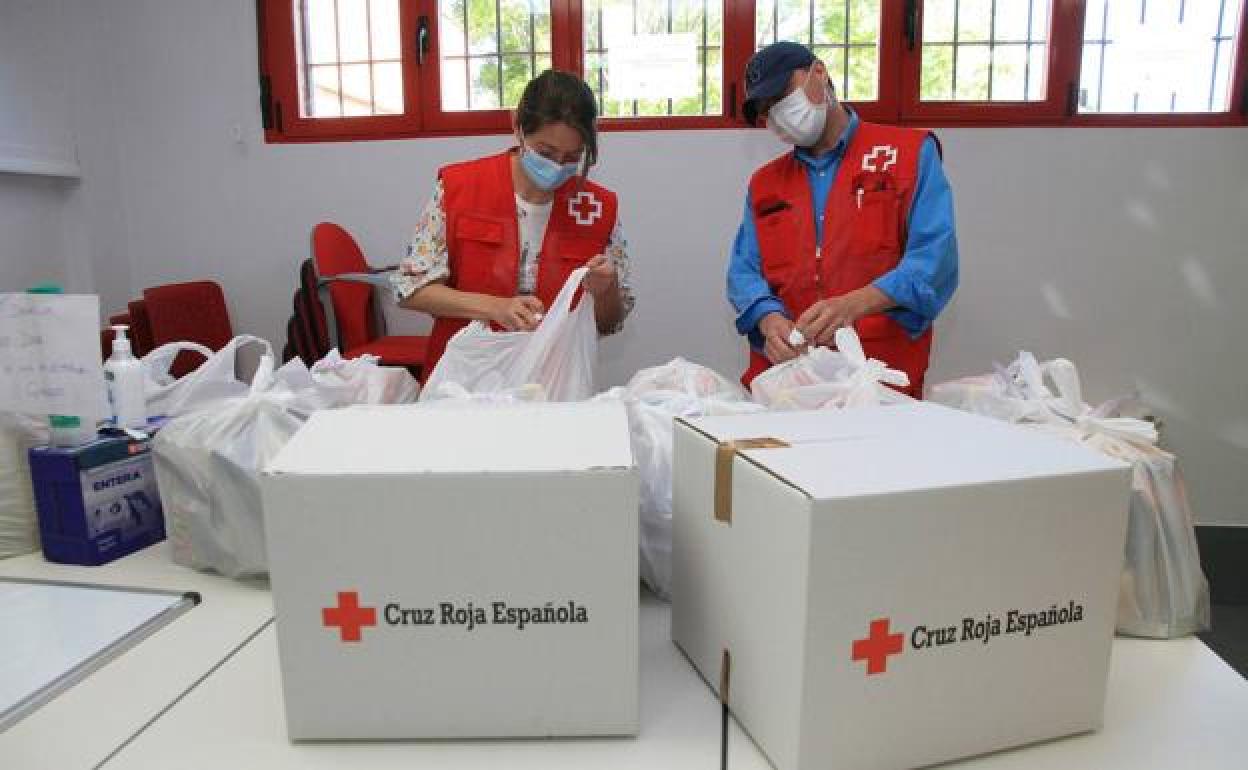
xmin=311 ymin=222 xmax=376 ymax=352
xmin=126 ymin=300 xmax=155 ymax=356
xmin=142 ymin=280 xmax=234 ymax=377
xmin=298 ymin=257 xmax=330 ymax=354
xmin=282 ymin=258 xmax=333 ymax=365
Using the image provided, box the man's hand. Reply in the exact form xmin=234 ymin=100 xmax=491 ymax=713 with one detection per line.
xmin=759 ymin=312 xmax=801 ymax=365
xmin=582 ymin=254 xmax=619 ymax=298
xmin=795 ymin=286 xmax=893 ymax=347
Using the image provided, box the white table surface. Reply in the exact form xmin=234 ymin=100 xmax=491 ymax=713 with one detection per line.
xmin=3 ymin=544 xmax=1246 ymax=770
xmin=0 ymin=544 xmax=273 ymax=770
xmin=103 ymin=593 xmax=1248 ymax=770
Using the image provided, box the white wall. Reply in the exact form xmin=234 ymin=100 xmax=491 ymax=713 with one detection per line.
xmin=27 ymin=0 xmax=1248 ymax=525
xmin=0 ymin=0 xmax=133 ymax=308
xmin=0 ymin=0 xmax=78 ymax=292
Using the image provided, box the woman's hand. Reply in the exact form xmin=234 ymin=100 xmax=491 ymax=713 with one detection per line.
xmin=582 ymin=254 xmax=619 ymax=298
xmin=490 ymin=295 xmax=546 ymax=331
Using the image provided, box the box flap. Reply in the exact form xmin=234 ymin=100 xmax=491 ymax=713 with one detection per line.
xmin=267 ymin=401 xmax=632 ymax=475
xmin=681 ymin=403 xmax=1126 ymax=500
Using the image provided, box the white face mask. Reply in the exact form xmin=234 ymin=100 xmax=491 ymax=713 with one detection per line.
xmin=766 ymin=70 xmax=831 ymax=147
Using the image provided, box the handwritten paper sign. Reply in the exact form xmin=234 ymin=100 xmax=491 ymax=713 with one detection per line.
xmin=0 ymin=293 xmax=109 ymax=418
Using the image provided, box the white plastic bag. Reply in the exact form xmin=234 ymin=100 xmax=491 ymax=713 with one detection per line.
xmin=1031 ymin=409 xmax=1210 ymax=638
xmin=298 ymin=350 xmax=420 ymax=409
xmin=935 ymin=353 xmax=1209 ymax=639
xmin=622 ymin=357 xmax=743 ymax=401
xmin=143 ymin=336 xmax=272 ymax=419
xmin=154 ymin=354 xmax=301 ymax=578
xmin=596 ymin=359 xmax=762 ymax=599
xmin=0 ymin=413 xmax=49 ymax=559
xmin=153 ymin=348 xmax=420 ymax=578
xmin=422 ymin=381 xmax=548 ymax=406
xmin=421 ymin=267 xmax=597 ymax=403
xmin=927 ymin=352 xmax=1085 ymax=424
xmin=751 ymin=327 xmax=912 ymax=410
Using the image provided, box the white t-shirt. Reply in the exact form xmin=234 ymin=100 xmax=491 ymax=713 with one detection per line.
xmin=515 ymin=194 xmax=553 ymax=295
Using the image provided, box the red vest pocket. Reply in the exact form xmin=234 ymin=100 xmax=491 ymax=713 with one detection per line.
xmin=452 ymin=212 xmax=512 ymax=294
xmin=455 ymin=213 xmax=506 ymax=244
xmin=757 ymin=208 xmax=800 ymax=290
xmin=846 ymin=187 xmax=902 ymax=263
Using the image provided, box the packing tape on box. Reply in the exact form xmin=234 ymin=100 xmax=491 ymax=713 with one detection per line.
xmin=714 ymin=438 xmax=790 ymax=524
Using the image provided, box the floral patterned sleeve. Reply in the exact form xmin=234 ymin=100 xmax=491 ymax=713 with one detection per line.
xmin=604 ymin=216 xmax=636 ymax=335
xmin=391 ymin=180 xmax=451 ymax=302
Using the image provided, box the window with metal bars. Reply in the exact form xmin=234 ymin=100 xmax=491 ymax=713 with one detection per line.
xmin=437 ymin=0 xmax=554 ymax=111
xmin=582 ymin=0 xmax=725 ymax=118
xmin=257 ymin=0 xmax=1248 ymax=141
xmin=295 ymin=0 xmax=405 ymax=117
xmin=1078 ymin=0 xmax=1242 ymax=114
xmin=754 ymin=0 xmax=882 ymax=102
xmin=918 ymin=0 xmax=1051 ymax=102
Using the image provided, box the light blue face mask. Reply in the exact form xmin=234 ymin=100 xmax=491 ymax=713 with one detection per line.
xmin=520 ymin=142 xmax=580 ymax=191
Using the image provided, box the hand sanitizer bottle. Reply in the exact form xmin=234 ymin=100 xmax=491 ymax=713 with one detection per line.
xmin=105 ymin=325 xmax=147 ymax=430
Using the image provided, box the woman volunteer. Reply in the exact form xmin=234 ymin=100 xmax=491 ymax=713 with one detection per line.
xmin=392 ymin=70 xmax=635 ymax=378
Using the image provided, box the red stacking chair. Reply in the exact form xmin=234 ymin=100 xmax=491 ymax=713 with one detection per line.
xmin=142 ymin=281 xmax=234 ymax=377
xmin=311 ymin=222 xmax=428 ymax=376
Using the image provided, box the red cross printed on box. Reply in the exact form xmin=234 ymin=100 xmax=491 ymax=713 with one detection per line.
xmin=852 ymin=617 xmax=905 ymax=675
xmin=569 ymin=191 xmax=604 ymax=226
xmin=861 ymin=144 xmax=898 ymax=173
xmin=322 ymin=590 xmax=377 ymax=643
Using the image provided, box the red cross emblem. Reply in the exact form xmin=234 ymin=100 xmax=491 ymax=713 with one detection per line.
xmin=569 ymin=191 xmax=603 ymax=226
xmin=322 ymin=591 xmax=377 ymax=643
xmin=852 ymin=618 xmax=905 ymax=675
xmin=861 ymin=144 xmax=898 ymax=173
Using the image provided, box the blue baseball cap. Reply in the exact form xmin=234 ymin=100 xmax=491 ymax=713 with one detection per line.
xmin=743 ymin=41 xmax=816 ymax=124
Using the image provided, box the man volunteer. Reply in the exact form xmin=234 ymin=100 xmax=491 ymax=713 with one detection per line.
xmin=727 ymin=41 xmax=959 ymax=397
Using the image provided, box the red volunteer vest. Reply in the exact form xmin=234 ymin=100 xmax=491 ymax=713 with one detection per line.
xmin=743 ymin=121 xmax=935 ymax=398
xmin=425 ymin=150 xmax=618 ymax=379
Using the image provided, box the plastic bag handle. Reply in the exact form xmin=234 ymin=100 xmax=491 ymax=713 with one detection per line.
xmin=834 ymin=327 xmax=910 ymax=387
xmin=141 ymin=341 xmax=215 ymax=381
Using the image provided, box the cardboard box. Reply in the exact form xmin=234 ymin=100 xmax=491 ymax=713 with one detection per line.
xmin=671 ymin=403 xmax=1131 ymax=770
xmin=261 ymin=402 xmax=638 ymax=740
xmin=29 ymin=433 xmax=166 ymax=565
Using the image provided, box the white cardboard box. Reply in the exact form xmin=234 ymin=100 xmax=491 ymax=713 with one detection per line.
xmin=671 ymin=403 xmax=1131 ymax=770
xmin=261 ymin=402 xmax=639 ymax=740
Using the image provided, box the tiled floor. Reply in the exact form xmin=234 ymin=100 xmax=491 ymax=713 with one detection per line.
xmin=1199 ymin=604 xmax=1248 ymax=678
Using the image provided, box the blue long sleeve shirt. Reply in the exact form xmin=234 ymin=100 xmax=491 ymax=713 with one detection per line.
xmin=726 ymin=111 xmax=960 ymax=350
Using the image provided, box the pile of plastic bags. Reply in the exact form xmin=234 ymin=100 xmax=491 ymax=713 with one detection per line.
xmin=929 ymin=352 xmax=1210 ymax=638
xmin=596 ymin=359 xmax=763 ymax=598
xmin=152 ymin=337 xmax=419 ymax=578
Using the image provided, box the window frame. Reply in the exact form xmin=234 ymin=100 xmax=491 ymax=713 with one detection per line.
xmin=258 ymin=0 xmax=1248 ymax=143
xmin=897 ymin=0 xmax=1082 ymax=125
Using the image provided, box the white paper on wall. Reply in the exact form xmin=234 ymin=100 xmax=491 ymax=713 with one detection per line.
xmin=606 ymin=32 xmax=698 ymax=101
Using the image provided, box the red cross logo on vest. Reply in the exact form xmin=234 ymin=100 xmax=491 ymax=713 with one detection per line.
xmin=862 ymin=144 xmax=898 ymax=173
xmin=322 ymin=591 xmax=377 ymax=643
xmin=852 ymin=617 xmax=905 ymax=675
xmin=569 ymin=191 xmax=604 ymax=226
